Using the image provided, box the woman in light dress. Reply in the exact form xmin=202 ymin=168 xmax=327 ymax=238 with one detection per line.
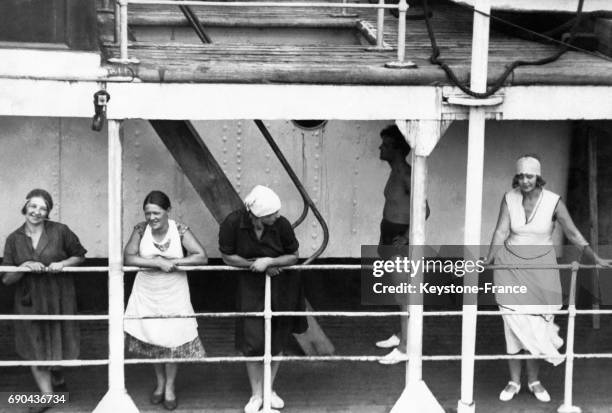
xmin=124 ymin=190 xmax=208 ymax=411
xmin=485 ymin=155 xmax=609 ymax=403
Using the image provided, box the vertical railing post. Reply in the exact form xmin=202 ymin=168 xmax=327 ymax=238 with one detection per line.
xmin=119 ymin=0 xmax=128 ymax=61
xmin=397 ymin=0 xmax=407 ymax=62
xmin=330 ymin=0 xmax=358 ymax=18
xmin=558 ymin=263 xmax=581 ymax=413
xmin=340 ymin=0 xmax=348 ymax=16
xmin=109 ymin=0 xmax=139 ymax=64
xmin=458 ymin=2 xmax=490 ymax=413
xmin=385 ymin=0 xmax=416 ymax=68
xmin=376 ymin=0 xmax=385 ymax=49
xmin=262 ymin=274 xmax=273 ymax=412
xmin=114 ymin=0 xmax=121 ymax=45
xmin=93 ymin=120 xmax=138 ymax=412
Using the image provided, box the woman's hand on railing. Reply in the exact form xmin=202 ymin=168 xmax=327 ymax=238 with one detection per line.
xmin=481 ymin=256 xmax=494 ymax=267
xmin=48 ymin=262 xmax=65 ymax=273
xmin=595 ymin=256 xmax=612 ymax=269
xmin=250 ymin=257 xmax=273 ymax=273
xmin=155 ymin=257 xmax=177 ymax=273
xmin=22 ymin=261 xmax=45 ymax=273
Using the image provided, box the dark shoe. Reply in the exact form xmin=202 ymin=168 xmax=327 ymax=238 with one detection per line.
xmin=150 ymin=391 xmax=164 ymax=405
xmin=163 ymin=397 xmax=178 ymax=410
xmin=51 ymin=370 xmax=68 ymax=393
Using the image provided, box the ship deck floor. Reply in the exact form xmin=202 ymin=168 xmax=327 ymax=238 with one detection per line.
xmin=97 ymin=1 xmax=612 ymax=85
xmin=2 ymin=314 xmax=612 ymax=412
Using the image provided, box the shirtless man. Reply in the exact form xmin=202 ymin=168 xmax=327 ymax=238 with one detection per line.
xmin=376 ymin=124 xmax=429 ymax=364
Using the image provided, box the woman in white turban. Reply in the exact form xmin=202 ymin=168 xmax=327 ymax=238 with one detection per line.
xmin=485 ymin=155 xmax=609 ymax=404
xmin=219 ymin=185 xmax=306 ymax=413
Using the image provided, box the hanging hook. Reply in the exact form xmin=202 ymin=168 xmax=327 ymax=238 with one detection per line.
xmin=92 ymin=90 xmax=111 ymax=132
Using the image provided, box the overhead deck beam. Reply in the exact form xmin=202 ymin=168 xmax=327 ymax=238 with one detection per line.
xmin=450 ymin=0 xmax=612 ymax=12
xmin=2 ymin=79 xmax=612 ymax=120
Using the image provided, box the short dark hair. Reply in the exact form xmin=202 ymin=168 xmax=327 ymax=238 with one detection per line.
xmin=512 ymin=175 xmax=546 ymax=188
xmin=380 ymin=124 xmax=410 ymax=156
xmin=21 ymin=188 xmax=53 ymax=216
xmin=143 ymin=190 xmax=171 ymax=211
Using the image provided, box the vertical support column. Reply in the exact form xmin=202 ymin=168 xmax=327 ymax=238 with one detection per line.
xmin=107 ymin=119 xmax=125 ymax=392
xmin=406 ymin=150 xmax=427 ymax=385
xmin=390 ymin=120 xmax=445 ymax=413
xmin=458 ymin=2 xmax=490 ymax=413
xmin=93 ymin=120 xmax=139 ymax=413
xmin=558 ymin=263 xmax=581 ymax=413
xmin=262 ymin=274 xmax=273 ymax=412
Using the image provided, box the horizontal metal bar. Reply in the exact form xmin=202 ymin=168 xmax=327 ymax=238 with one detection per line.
xmin=129 ymin=0 xmax=399 ymax=9
xmin=575 ymin=310 xmax=612 ymax=315
xmin=0 ymin=266 xmax=110 ymax=273
xmin=125 ymin=312 xmax=263 ymax=319
xmin=0 ymin=314 xmax=108 ymax=321
xmin=0 ymin=263 xmax=608 ymax=273
xmin=274 ymin=309 xmax=571 ymax=316
xmin=3 ymin=352 xmax=611 ymax=368
xmin=123 ymin=264 xmax=364 ymax=271
xmin=120 ymin=309 xmax=576 ymax=320
xmin=0 ymin=264 xmax=363 ymax=272
xmin=0 ymin=360 xmax=109 ymax=367
xmin=5 ymin=308 xmax=608 ymax=323
xmin=124 ymin=356 xmax=263 ymax=363
xmin=274 ymin=353 xmax=612 ymax=362
xmin=574 ymin=353 xmax=612 ymax=359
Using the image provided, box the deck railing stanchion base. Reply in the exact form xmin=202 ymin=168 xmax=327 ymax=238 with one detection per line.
xmin=384 ymin=60 xmax=417 ymax=68
xmin=108 ymin=57 xmax=141 ymax=65
xmin=558 ymin=404 xmax=582 ymax=413
xmin=457 ymin=399 xmax=475 ymax=413
xmin=390 ymin=380 xmax=445 ymax=413
xmin=93 ymin=389 xmax=139 ymax=413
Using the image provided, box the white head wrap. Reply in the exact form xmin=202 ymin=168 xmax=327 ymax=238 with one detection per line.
xmin=516 ymin=156 xmax=541 ymax=176
xmin=244 ymin=185 xmax=281 ymax=218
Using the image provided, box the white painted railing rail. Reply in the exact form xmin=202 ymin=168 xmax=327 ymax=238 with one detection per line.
xmin=0 ymin=261 xmax=609 ymax=412
xmin=110 ymin=0 xmax=415 ymax=67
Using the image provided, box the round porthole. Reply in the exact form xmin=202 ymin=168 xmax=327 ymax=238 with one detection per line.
xmin=291 ymin=120 xmax=328 ymax=130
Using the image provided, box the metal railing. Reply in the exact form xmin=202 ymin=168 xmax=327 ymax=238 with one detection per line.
xmin=109 ymin=0 xmax=415 ymax=67
xmin=0 ymin=261 xmax=608 ymax=412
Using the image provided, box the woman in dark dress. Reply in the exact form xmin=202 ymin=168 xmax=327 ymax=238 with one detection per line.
xmin=219 ymin=185 xmax=306 ymax=413
xmin=1 ymin=189 xmax=86 ymax=408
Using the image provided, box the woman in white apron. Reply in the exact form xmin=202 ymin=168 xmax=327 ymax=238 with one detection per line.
xmin=485 ymin=155 xmax=609 ymax=404
xmin=124 ymin=191 xmax=208 ymax=410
